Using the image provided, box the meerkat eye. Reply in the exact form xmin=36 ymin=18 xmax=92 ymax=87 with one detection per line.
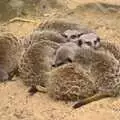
xmin=71 ymin=35 xmax=77 ymax=39
xmin=78 ymin=39 xmax=83 ymax=46
xmin=67 ymin=58 xmax=72 ymax=63
xmin=97 ymin=37 xmax=100 ymax=42
xmin=61 ymin=33 xmax=68 ymax=38
xmin=94 ymin=40 xmax=97 ymax=44
xmin=85 ymin=41 xmax=92 ymax=46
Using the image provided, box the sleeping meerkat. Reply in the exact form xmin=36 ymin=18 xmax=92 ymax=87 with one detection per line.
xmin=19 ymin=40 xmax=59 ymax=95
xmin=0 ymin=32 xmax=23 ymax=81
xmin=22 ymin=30 xmax=67 ymax=49
xmin=53 ymin=32 xmax=101 ymax=67
xmin=52 ymin=42 xmax=80 ymax=67
xmin=48 ymin=48 xmax=120 ymax=109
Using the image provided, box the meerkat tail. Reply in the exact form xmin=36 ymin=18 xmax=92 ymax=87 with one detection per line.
xmin=73 ymin=92 xmax=113 ymax=109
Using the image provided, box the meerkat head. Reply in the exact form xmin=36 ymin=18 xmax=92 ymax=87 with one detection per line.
xmin=61 ymin=30 xmax=101 ymax=49
xmin=61 ymin=29 xmax=84 ymax=42
xmin=78 ymin=33 xmax=101 ymax=49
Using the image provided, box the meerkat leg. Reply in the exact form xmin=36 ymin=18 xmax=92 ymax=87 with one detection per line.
xmin=73 ymin=92 xmax=113 ymax=109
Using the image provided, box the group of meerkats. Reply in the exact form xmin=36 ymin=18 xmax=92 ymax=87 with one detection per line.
xmin=0 ymin=19 xmax=120 ymax=109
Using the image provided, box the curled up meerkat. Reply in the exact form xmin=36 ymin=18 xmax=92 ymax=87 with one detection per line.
xmin=0 ymin=32 xmax=23 ymax=81
xmin=48 ymin=48 xmax=120 ymax=108
xmin=52 ymin=32 xmax=101 ymax=67
xmin=18 ymin=40 xmax=59 ymax=95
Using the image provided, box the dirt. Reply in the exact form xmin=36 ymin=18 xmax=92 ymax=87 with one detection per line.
xmin=0 ymin=0 xmax=120 ymax=120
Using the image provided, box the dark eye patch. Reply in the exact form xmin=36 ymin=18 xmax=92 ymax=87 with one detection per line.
xmin=78 ymin=39 xmax=83 ymax=46
xmin=67 ymin=58 xmax=72 ymax=63
xmin=71 ymin=35 xmax=77 ymax=39
xmin=94 ymin=40 xmax=97 ymax=44
xmin=94 ymin=37 xmax=100 ymax=44
xmin=85 ymin=41 xmax=92 ymax=46
xmin=97 ymin=37 xmax=100 ymax=42
xmin=61 ymin=33 xmax=68 ymax=38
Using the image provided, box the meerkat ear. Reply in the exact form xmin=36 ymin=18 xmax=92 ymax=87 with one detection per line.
xmin=97 ymin=37 xmax=100 ymax=42
xmin=78 ymin=33 xmax=84 ymax=37
xmin=78 ymin=39 xmax=83 ymax=46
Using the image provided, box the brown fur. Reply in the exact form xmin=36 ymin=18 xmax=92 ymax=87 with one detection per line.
xmin=0 ymin=32 xmax=23 ymax=80
xmin=47 ymin=48 xmax=120 ymax=108
xmin=23 ymin=30 xmax=67 ymax=49
xmin=100 ymin=40 xmax=120 ymax=62
xmin=19 ymin=40 xmax=59 ymax=87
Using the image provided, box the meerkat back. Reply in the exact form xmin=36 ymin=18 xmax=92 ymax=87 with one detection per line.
xmin=19 ymin=40 xmax=59 ymax=87
xmin=0 ymin=32 xmax=23 ymax=81
xmin=101 ymin=40 xmax=120 ymax=62
xmin=23 ymin=30 xmax=67 ymax=49
xmin=48 ymin=63 xmax=96 ymax=101
xmin=47 ymin=48 xmax=120 ymax=107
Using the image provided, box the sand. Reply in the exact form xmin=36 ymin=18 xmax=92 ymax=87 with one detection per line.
xmin=0 ymin=0 xmax=120 ymax=119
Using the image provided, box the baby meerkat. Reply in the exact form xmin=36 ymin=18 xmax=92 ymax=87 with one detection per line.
xmin=53 ymin=32 xmax=101 ymax=67
xmin=62 ymin=30 xmax=101 ymax=49
xmin=61 ymin=29 xmax=85 ymax=42
xmin=79 ymin=33 xmax=101 ymax=49
xmin=48 ymin=48 xmax=120 ymax=108
xmin=52 ymin=42 xmax=80 ymax=67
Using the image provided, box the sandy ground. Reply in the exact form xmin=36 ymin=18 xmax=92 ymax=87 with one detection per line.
xmin=0 ymin=0 xmax=120 ymax=120
xmin=67 ymin=0 xmax=120 ymax=9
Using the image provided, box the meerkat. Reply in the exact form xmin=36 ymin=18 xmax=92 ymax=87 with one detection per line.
xmin=22 ymin=30 xmax=68 ymax=49
xmin=47 ymin=48 xmax=120 ymax=108
xmin=52 ymin=42 xmax=81 ymax=67
xmin=62 ymin=30 xmax=101 ymax=48
xmin=0 ymin=32 xmax=23 ymax=81
xmin=53 ymin=32 xmax=101 ymax=67
xmin=79 ymin=32 xmax=101 ymax=49
xmin=19 ymin=40 xmax=59 ymax=94
xmin=61 ymin=29 xmax=84 ymax=41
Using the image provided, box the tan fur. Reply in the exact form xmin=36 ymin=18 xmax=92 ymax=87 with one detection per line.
xmin=47 ymin=48 xmax=120 ymax=107
xmin=101 ymin=40 xmax=120 ymax=62
xmin=23 ymin=30 xmax=67 ymax=49
xmin=0 ymin=32 xmax=23 ymax=80
xmin=19 ymin=40 xmax=59 ymax=87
